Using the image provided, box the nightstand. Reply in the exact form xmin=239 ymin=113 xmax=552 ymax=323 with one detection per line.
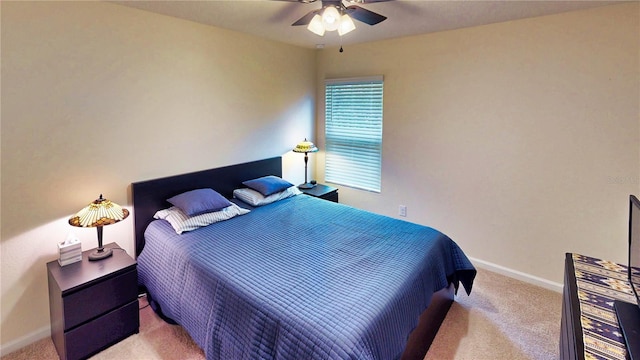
xmin=47 ymin=242 xmax=139 ymax=360
xmin=299 ymin=183 xmax=339 ymax=203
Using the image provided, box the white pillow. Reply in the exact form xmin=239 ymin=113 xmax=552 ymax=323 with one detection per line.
xmin=154 ymin=203 xmax=250 ymax=234
xmin=233 ymin=185 xmax=301 ymax=207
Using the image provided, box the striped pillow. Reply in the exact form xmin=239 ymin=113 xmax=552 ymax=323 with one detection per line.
xmin=233 ymin=186 xmax=301 ymax=207
xmin=154 ymin=203 xmax=250 ymax=234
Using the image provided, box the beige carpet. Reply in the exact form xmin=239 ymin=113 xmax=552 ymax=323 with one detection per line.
xmin=2 ymin=269 xmax=561 ymax=360
xmin=426 ymin=269 xmax=561 ymax=359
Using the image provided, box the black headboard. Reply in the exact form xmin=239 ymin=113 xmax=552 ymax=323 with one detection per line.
xmin=131 ymin=157 xmax=282 ymax=257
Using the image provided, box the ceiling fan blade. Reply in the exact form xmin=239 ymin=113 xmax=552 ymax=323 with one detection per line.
xmin=292 ymin=9 xmax=321 ymax=26
xmin=346 ymin=5 xmax=387 ymax=25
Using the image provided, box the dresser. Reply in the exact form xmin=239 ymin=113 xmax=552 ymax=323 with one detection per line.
xmin=47 ymin=242 xmax=139 ymax=360
xmin=560 ymin=253 xmax=635 ymax=360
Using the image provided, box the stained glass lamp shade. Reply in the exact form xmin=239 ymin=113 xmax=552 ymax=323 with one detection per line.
xmin=69 ymin=194 xmax=129 ymax=261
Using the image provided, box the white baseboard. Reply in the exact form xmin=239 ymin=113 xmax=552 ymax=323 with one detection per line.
xmin=0 ymin=325 xmax=50 ymax=357
xmin=469 ymin=256 xmax=563 ymax=293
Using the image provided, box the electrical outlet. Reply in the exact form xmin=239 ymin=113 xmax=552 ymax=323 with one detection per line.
xmin=399 ymin=205 xmax=407 ymax=217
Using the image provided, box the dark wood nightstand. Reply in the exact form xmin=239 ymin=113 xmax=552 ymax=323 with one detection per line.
xmin=299 ymin=183 xmax=338 ymax=203
xmin=47 ymin=242 xmax=139 ymax=360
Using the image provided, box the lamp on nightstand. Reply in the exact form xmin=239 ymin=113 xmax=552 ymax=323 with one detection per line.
xmin=293 ymin=138 xmax=319 ymax=189
xmin=69 ymin=194 xmax=129 ymax=261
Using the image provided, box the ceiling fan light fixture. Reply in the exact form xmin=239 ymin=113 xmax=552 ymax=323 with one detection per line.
xmin=295 ymin=0 xmax=388 ymax=38
xmin=322 ymin=6 xmax=341 ymax=31
xmin=338 ymin=14 xmax=355 ymax=36
xmin=307 ymin=14 xmax=325 ymax=36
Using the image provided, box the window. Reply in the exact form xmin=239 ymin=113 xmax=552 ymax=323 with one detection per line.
xmin=325 ymin=76 xmax=383 ymax=193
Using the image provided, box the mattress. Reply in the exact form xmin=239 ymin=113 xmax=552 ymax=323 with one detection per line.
xmin=138 ymin=194 xmax=476 ymax=360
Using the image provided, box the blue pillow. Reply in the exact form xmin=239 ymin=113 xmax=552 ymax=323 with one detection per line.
xmin=242 ymin=175 xmax=293 ymax=196
xmin=167 ymin=188 xmax=232 ymax=217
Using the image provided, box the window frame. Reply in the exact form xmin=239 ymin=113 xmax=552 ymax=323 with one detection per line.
xmin=324 ymin=76 xmax=384 ymax=193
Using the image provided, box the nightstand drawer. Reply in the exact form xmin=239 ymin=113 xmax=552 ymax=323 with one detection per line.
xmin=64 ymin=299 xmax=139 ymax=360
xmin=64 ymin=269 xmax=137 ymax=330
xmin=320 ymin=191 xmax=339 ymax=203
xmin=299 ymin=183 xmax=338 ymax=203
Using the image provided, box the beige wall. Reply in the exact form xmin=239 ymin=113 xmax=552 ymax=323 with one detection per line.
xmin=316 ymin=3 xmax=640 ymax=287
xmin=1 ymin=0 xmax=638 ymax=354
xmin=0 ymin=1 xmax=316 ymax=351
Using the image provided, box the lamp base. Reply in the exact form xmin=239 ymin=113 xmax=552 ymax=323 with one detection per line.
xmin=298 ymin=182 xmax=316 ymax=189
xmin=88 ymin=247 xmax=113 ymax=261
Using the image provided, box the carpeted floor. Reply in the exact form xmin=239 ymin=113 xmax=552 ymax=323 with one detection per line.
xmin=426 ymin=269 xmax=561 ymax=359
xmin=2 ymin=268 xmax=561 ymax=360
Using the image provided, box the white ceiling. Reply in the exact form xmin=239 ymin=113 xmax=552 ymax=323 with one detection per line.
xmin=112 ymin=0 xmax=623 ymax=49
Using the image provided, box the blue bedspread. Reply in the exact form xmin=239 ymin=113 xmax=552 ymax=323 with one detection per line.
xmin=138 ymin=195 xmax=475 ymax=360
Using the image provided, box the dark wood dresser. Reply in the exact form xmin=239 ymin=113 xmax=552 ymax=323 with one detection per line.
xmin=560 ymin=253 xmax=634 ymax=360
xmin=47 ymin=242 xmax=138 ymax=360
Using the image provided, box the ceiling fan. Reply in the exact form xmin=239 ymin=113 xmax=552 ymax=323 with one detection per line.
xmin=276 ymin=0 xmax=391 ymax=36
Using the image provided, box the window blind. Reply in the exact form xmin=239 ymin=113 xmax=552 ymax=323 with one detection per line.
xmin=325 ymin=76 xmax=383 ymax=192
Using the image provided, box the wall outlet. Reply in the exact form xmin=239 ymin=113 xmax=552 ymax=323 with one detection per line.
xmin=399 ymin=205 xmax=407 ymax=217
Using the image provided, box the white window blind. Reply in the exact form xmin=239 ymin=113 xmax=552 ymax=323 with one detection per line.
xmin=325 ymin=76 xmax=383 ymax=192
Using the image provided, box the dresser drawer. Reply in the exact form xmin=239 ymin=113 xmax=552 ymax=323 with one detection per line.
xmin=64 ymin=300 xmax=139 ymax=360
xmin=64 ymin=269 xmax=137 ymax=330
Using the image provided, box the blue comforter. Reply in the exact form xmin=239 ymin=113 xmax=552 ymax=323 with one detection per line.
xmin=138 ymin=195 xmax=475 ymax=360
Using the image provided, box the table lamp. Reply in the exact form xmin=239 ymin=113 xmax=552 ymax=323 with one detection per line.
xmin=293 ymin=138 xmax=319 ymax=189
xmin=69 ymin=194 xmax=129 ymax=261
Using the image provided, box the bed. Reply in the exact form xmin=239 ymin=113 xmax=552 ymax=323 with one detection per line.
xmin=132 ymin=157 xmax=476 ymax=360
